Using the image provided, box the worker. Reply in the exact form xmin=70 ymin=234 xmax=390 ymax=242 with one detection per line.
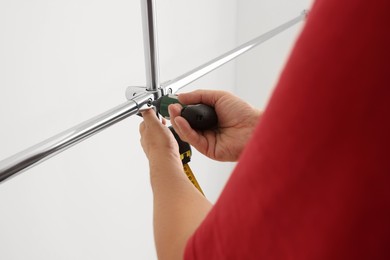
xmin=139 ymin=0 xmax=390 ymax=259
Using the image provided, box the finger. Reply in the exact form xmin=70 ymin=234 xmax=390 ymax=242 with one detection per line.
xmin=141 ymin=108 xmax=160 ymax=127
xmin=139 ymin=122 xmax=146 ymax=150
xmin=173 ymin=116 xmax=205 ymax=149
xmin=139 ymin=121 xmax=145 ymax=134
xmin=178 ymin=89 xmax=229 ymax=106
xmin=169 ymin=103 xmax=206 ymax=148
xmin=169 ymin=105 xmax=184 ymax=134
xmin=168 ymin=103 xmax=182 ymax=119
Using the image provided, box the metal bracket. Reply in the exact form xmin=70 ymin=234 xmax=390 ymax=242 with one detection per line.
xmin=0 ymin=2 xmax=309 ymax=183
xmin=126 ymin=86 xmax=147 ymax=99
xmin=125 ymin=86 xmax=165 ymax=111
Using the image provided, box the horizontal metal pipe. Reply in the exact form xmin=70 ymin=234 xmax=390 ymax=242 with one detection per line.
xmin=162 ymin=10 xmax=308 ymax=94
xmin=0 ymin=10 xmax=308 ymax=184
xmin=0 ymin=93 xmax=152 ymax=184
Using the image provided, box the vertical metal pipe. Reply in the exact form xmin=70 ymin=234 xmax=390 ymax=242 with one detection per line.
xmin=0 ymin=9 xmax=308 ymax=184
xmin=141 ymin=0 xmax=160 ymax=91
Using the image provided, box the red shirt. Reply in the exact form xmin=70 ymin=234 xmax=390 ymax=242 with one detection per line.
xmin=184 ymin=0 xmax=390 ymax=259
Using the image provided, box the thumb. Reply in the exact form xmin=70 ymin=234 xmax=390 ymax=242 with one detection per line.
xmin=141 ymin=108 xmax=160 ymax=127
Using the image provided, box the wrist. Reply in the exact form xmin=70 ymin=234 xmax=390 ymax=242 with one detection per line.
xmin=147 ymin=150 xmax=180 ymax=163
xmin=148 ymin=152 xmax=183 ymax=175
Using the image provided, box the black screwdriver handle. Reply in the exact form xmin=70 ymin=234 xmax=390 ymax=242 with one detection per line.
xmin=152 ymin=95 xmax=218 ymax=131
xmin=181 ymin=104 xmax=218 ymax=131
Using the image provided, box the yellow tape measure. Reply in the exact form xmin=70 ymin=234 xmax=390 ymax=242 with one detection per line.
xmin=169 ymin=126 xmax=204 ymax=196
xmin=183 ymin=163 xmax=204 ymax=196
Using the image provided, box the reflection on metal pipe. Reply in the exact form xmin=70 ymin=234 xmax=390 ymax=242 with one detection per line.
xmin=0 ymin=10 xmax=308 ymax=184
xmin=0 ymin=93 xmax=152 ymax=183
xmin=141 ymin=0 xmax=160 ymax=91
xmin=163 ymin=10 xmax=308 ymax=94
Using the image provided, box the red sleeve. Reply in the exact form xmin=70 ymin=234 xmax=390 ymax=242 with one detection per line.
xmin=184 ymin=0 xmax=390 ymax=259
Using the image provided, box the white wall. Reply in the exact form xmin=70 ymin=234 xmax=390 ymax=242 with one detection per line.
xmin=0 ymin=1 xmax=236 ymax=259
xmin=236 ymin=0 xmax=313 ymax=108
xmin=0 ymin=0 xmax=313 ymax=259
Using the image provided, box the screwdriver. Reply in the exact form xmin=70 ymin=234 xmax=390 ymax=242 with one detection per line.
xmin=152 ymin=94 xmax=218 ymax=196
xmin=152 ymin=94 xmax=218 ymax=131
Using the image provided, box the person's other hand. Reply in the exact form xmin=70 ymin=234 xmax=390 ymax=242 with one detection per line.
xmin=139 ymin=109 xmax=180 ymax=164
xmin=169 ymin=90 xmax=261 ymax=162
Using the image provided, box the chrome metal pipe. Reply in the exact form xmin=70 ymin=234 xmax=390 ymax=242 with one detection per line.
xmin=141 ymin=0 xmax=160 ymax=91
xmin=162 ymin=10 xmax=308 ymax=94
xmin=0 ymin=93 xmax=152 ymax=183
xmin=0 ymin=10 xmax=308 ymax=184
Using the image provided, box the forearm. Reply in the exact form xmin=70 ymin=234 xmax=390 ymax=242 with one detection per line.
xmin=149 ymin=155 xmax=212 ymax=260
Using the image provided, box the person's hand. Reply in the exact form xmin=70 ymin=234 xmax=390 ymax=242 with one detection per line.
xmin=169 ymin=90 xmax=261 ymax=162
xmin=139 ymin=108 xmax=180 ymax=164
